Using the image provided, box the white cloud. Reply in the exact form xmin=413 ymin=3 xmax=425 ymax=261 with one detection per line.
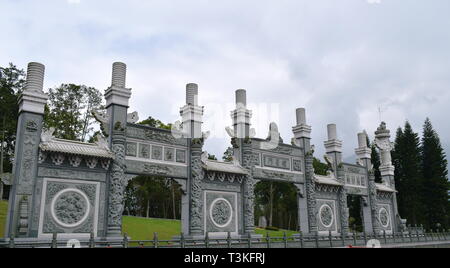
xmin=1 ymin=0 xmax=449 ymax=168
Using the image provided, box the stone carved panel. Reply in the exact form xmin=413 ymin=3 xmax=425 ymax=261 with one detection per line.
xmin=126 ymin=142 xmax=137 ymax=157
xmin=176 ymin=149 xmax=186 ymax=163
xmin=126 ymin=125 xmax=188 ymax=146
xmin=40 ymin=179 xmax=98 ymax=236
xmin=317 ymin=200 xmax=337 ymax=232
xmin=293 ymin=159 xmax=302 ymax=172
xmin=263 ymin=155 xmax=291 ymax=170
xmin=164 ymin=147 xmax=175 ymax=162
xmin=38 ymin=167 xmax=107 ymax=182
xmin=205 ymin=191 xmax=237 ymax=234
xmin=52 ymin=189 xmax=89 ymax=227
xmin=210 ymin=199 xmax=233 ymax=228
xmin=151 ymin=145 xmax=163 ymax=160
xmin=139 ymin=144 xmax=150 ymax=159
xmin=319 ymin=204 xmax=334 ymax=228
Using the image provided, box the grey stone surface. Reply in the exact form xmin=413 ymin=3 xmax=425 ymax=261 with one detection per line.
xmin=5 ymin=62 xmax=405 ymax=242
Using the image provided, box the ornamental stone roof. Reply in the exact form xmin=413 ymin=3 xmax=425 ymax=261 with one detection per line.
xmin=40 ymin=139 xmax=114 ymax=159
xmin=314 ymin=174 xmax=344 ymax=186
xmin=201 ymin=152 xmax=248 ymax=175
xmin=39 ymin=128 xmax=114 ymax=159
xmin=202 ymin=160 xmax=248 ymax=175
xmin=375 ymin=183 xmax=396 ymax=193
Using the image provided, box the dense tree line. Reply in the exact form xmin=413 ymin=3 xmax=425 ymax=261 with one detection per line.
xmin=393 ymin=120 xmax=450 ymax=229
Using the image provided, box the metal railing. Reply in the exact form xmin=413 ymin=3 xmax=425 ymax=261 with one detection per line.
xmin=1 ymin=229 xmax=450 ymax=248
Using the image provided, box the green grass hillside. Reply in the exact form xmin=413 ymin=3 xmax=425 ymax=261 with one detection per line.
xmin=122 ymin=216 xmax=298 ymax=240
xmin=0 ymin=201 xmax=8 ymax=238
xmin=0 ymin=202 xmax=297 ymax=240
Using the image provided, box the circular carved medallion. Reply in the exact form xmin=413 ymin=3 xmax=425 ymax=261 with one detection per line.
xmin=379 ymin=207 xmax=390 ymax=228
xmin=51 ymin=188 xmax=90 ymax=228
xmin=319 ymin=204 xmax=334 ymax=228
xmin=210 ymin=198 xmax=233 ymax=228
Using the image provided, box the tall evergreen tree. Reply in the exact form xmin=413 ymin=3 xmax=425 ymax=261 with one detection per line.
xmin=393 ymin=122 xmax=424 ymax=226
xmin=420 ymin=118 xmax=449 ymax=228
xmin=0 ymin=63 xmax=25 ymax=173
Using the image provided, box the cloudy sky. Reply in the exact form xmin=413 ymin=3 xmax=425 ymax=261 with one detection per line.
xmin=1 ymin=0 xmax=450 ymax=166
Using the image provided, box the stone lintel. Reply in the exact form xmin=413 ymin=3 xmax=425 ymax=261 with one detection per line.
xmin=380 ymin=165 xmax=395 ymax=176
xmin=292 ymin=124 xmax=312 ymax=139
xmin=324 ymin=140 xmax=343 ymax=153
xmin=18 ymin=90 xmax=48 ymax=114
xmin=355 ymin=147 xmax=371 ymax=159
xmin=105 ymin=86 xmax=132 ymax=107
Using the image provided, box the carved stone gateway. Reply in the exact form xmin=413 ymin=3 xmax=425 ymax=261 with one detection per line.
xmin=5 ymin=62 xmax=404 ymax=242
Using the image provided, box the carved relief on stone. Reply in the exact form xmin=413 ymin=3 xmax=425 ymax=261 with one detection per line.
xmin=338 ymin=187 xmax=349 ymax=234
xmin=51 ymin=153 xmax=65 ymax=166
xmin=38 ymin=151 xmax=47 ymax=164
xmin=305 ymin=152 xmax=318 ymax=232
xmin=139 ymin=144 xmax=150 ymax=159
xmin=176 ymin=149 xmax=186 ymax=163
xmin=293 ymin=159 xmax=302 ymax=172
xmin=108 ymin=142 xmax=127 ymax=228
xmin=210 ymin=198 xmax=233 ymax=228
xmin=25 ymin=120 xmax=38 ymax=132
xmin=143 ymin=164 xmax=173 ymax=176
xmin=126 ymin=142 xmax=137 ymax=157
xmin=101 ymin=159 xmax=111 ymax=170
xmin=151 ymin=145 xmax=163 ymax=160
xmin=319 ymin=204 xmax=334 ymax=228
xmin=68 ymin=155 xmax=82 ymax=168
xmin=85 ymin=157 xmax=98 ymax=169
xmin=164 ymin=147 xmax=175 ymax=162
xmin=379 ymin=207 xmax=390 ymax=228
xmin=92 ymin=110 xmax=110 ymax=137
xmin=189 ymin=144 xmax=205 ymax=234
xmin=51 ymin=189 xmax=90 ymax=228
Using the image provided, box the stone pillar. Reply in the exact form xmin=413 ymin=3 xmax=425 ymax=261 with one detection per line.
xmin=354 ymin=131 xmax=374 ymax=233
xmin=230 ymin=89 xmax=256 ymax=236
xmin=180 ymin=83 xmax=204 ymax=139
xmin=355 ymin=132 xmax=372 ymax=168
xmin=107 ymin=129 xmax=126 ymax=237
xmin=181 ymin=84 xmax=206 ymax=237
xmin=304 ymin=152 xmax=317 ymax=234
xmin=189 ymin=141 xmax=204 ymax=236
xmin=324 ymin=124 xmax=343 ymax=177
xmin=242 ymin=140 xmax=256 ymax=235
xmin=368 ymin=169 xmax=381 ymax=235
xmin=105 ymin=62 xmax=131 ymax=237
xmin=374 ymin=122 xmax=399 ymax=231
xmin=292 ymin=108 xmax=312 ymax=234
xmin=5 ymin=62 xmax=48 ymax=238
xmin=230 ymin=89 xmax=253 ymax=164
xmin=337 ymin=167 xmax=349 ymax=235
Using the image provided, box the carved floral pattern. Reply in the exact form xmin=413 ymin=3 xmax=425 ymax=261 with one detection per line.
xmin=319 ymin=205 xmax=334 ymax=228
xmin=211 ymin=200 xmax=232 ymax=226
xmin=54 ymin=191 xmax=88 ymax=225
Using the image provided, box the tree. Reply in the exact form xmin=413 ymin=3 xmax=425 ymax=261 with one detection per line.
xmin=254 ymin=181 xmax=298 ymax=230
xmin=313 ymin=157 xmax=329 ymax=176
xmin=393 ymin=122 xmax=424 ymax=226
xmin=138 ymin=116 xmax=171 ymax=130
xmin=0 ymin=63 xmax=25 ymax=174
xmin=44 ymin=84 xmax=103 ymax=141
xmin=420 ymin=118 xmax=449 ymax=228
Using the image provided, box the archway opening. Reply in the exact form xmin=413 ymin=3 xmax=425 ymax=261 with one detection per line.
xmin=347 ymin=195 xmax=363 ymax=233
xmin=254 ymin=181 xmax=299 ymax=233
xmin=122 ymin=175 xmax=183 ymax=240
